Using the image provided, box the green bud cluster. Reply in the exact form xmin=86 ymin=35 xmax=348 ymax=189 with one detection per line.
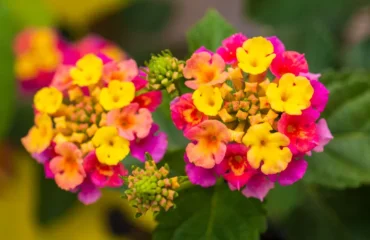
xmin=146 ymin=50 xmax=184 ymax=99
xmin=124 ymin=160 xmax=180 ymax=217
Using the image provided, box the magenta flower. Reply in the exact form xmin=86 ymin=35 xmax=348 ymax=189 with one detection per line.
xmin=269 ymin=158 xmax=308 ymax=186
xmin=217 ymin=143 xmax=257 ymax=190
xmin=170 ymin=93 xmax=208 ymax=131
xmin=313 ymin=119 xmax=333 ymax=152
xmin=133 ymin=91 xmax=162 ymax=112
xmin=278 ymin=108 xmax=320 ymax=154
xmin=83 ymin=151 xmax=128 ymax=188
xmin=241 ymin=174 xmax=275 ymax=201
xmin=270 ymin=51 xmax=308 ymax=78
xmin=216 ymin=33 xmax=248 ymax=65
xmin=77 ymin=177 xmax=102 ymax=205
xmin=195 ymin=46 xmax=214 ymax=55
xmin=184 ymin=154 xmax=218 ymax=187
xmin=310 ymin=80 xmax=330 ymax=112
xmin=130 ymin=124 xmax=168 ymax=163
xmin=267 ymin=36 xmax=285 ymax=54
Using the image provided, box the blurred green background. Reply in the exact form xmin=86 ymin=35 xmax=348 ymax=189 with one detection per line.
xmin=1 ymin=0 xmax=370 ymax=239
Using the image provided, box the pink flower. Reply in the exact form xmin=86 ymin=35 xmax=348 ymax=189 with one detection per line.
xmin=78 ymin=177 xmax=102 ymax=205
xmin=313 ymin=119 xmax=333 ymax=152
xmin=195 ymin=46 xmax=214 ymax=55
xmin=267 ymin=36 xmax=285 ymax=54
xmin=184 ymin=153 xmax=218 ymax=187
xmin=133 ymin=91 xmax=162 ymax=112
xmin=31 ymin=142 xmax=56 ymax=164
xmin=49 ymin=142 xmax=86 ymax=191
xmin=216 ymin=33 xmax=248 ymax=65
xmin=241 ymin=174 xmax=274 ymax=201
xmin=299 ymin=72 xmax=321 ymax=81
xmin=130 ymin=124 xmax=168 ymax=163
xmin=170 ymin=93 xmax=208 ymax=131
xmin=183 ymin=52 xmax=228 ymax=89
xmin=278 ymin=108 xmax=320 ymax=154
xmin=270 ymin=51 xmax=308 ymax=78
xmin=102 ymin=59 xmax=139 ymax=84
xmin=83 ymin=151 xmax=128 ymax=188
xmin=217 ymin=143 xmax=257 ymax=190
xmin=75 ymin=34 xmax=125 ymax=61
xmin=185 ymin=120 xmax=230 ymax=169
xmin=310 ymin=80 xmax=329 ymax=112
xmin=131 ymin=69 xmax=148 ymax=91
xmin=269 ymin=158 xmax=308 ymax=186
xmin=50 ymin=65 xmax=73 ymax=93
xmin=106 ymin=103 xmax=153 ymax=141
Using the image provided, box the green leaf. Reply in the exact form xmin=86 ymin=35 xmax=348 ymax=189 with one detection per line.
xmin=304 ymin=71 xmax=370 ymax=188
xmin=0 ymin=5 xmax=16 ymax=139
xmin=153 ymin=91 xmax=188 ymax=151
xmin=37 ymin=167 xmax=77 ymax=225
xmin=153 ymin=183 xmax=267 ymax=240
xmin=186 ymin=9 xmax=236 ymax=53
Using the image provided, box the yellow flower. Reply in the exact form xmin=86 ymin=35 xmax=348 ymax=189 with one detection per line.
xmin=21 ymin=114 xmax=53 ymax=154
xmin=192 ymin=85 xmax=223 ymax=116
xmin=99 ymin=80 xmax=135 ymax=111
xmin=242 ymin=122 xmax=292 ymax=175
xmin=34 ymin=87 xmax=63 ymax=114
xmin=266 ymin=73 xmax=314 ymax=115
xmin=236 ymin=37 xmax=276 ymax=75
xmin=92 ymin=126 xmax=130 ymax=165
xmin=70 ymin=54 xmax=103 ymax=86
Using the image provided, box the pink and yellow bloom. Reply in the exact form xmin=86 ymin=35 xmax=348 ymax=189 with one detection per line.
xmin=49 ymin=142 xmax=86 ymax=190
xmin=102 ymin=59 xmax=138 ymax=83
xmin=216 ymin=33 xmax=248 ymax=65
xmin=83 ymin=151 xmax=128 ymax=188
xmin=170 ymin=93 xmax=208 ymax=131
xmin=217 ymin=144 xmax=257 ymax=190
xmin=278 ymin=108 xmax=320 ymax=154
xmin=184 ymin=52 xmax=228 ymax=89
xmin=133 ymin=91 xmax=162 ymax=112
xmin=185 ymin=120 xmax=230 ymax=169
xmin=270 ymin=51 xmax=308 ymax=78
xmin=106 ymin=103 xmax=153 ymax=141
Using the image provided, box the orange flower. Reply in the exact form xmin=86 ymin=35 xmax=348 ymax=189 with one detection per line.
xmin=184 ymin=52 xmax=228 ymax=89
xmin=50 ymin=142 xmax=86 ymax=190
xmin=185 ymin=120 xmax=230 ymax=168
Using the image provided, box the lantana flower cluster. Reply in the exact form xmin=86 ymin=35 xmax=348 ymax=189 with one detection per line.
xmin=21 ymin=52 xmax=168 ymax=204
xmin=13 ymin=27 xmax=125 ymax=93
xmin=168 ymin=34 xmax=333 ymax=200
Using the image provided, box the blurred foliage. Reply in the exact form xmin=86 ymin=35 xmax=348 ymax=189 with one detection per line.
xmin=1 ymin=0 xmax=55 ymax=26
xmin=186 ymin=9 xmax=236 ymax=53
xmin=304 ymin=71 xmax=370 ymax=188
xmin=344 ymin=38 xmax=370 ymax=69
xmin=268 ymin=183 xmax=370 ymax=240
xmin=245 ymin=0 xmax=370 ymax=71
xmin=0 ymin=4 xmax=16 ymax=140
xmin=154 ymin=183 xmax=267 ymax=240
xmin=0 ymin=151 xmax=155 ymax=240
